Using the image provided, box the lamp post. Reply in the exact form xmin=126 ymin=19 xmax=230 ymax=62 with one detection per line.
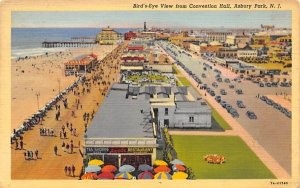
xmin=35 ymin=91 xmax=40 ymax=111
xmin=57 ymin=79 xmax=61 ymax=95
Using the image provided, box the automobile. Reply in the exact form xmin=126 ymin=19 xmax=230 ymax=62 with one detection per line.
xmin=203 ymin=84 xmax=208 ymax=89
xmin=246 ymin=111 xmax=257 ymax=119
xmin=235 ymin=89 xmax=243 ymax=94
xmin=215 ymin=74 xmax=220 ymax=78
xmin=229 ymin=108 xmax=239 ymax=118
xmin=225 ymin=104 xmax=232 ymax=112
xmin=203 ymin=67 xmax=207 ymax=71
xmin=220 ymin=89 xmax=227 ymax=95
xmin=215 ymin=96 xmax=221 ymax=103
xmin=229 ymin=84 xmax=234 ymax=89
xmin=260 ymin=95 xmax=267 ymax=101
xmin=224 ymin=78 xmax=230 ymax=83
xmin=265 ymin=82 xmax=272 ymax=87
xmin=217 ymin=77 xmax=222 ymax=82
xmin=202 ymin=73 xmax=206 ymax=78
xmin=271 ymin=82 xmax=278 ymax=87
xmin=220 ymin=101 xmax=227 ymax=108
xmin=236 ymin=100 xmax=245 ymax=108
xmin=210 ymin=90 xmax=216 ymax=96
xmin=259 ymin=82 xmax=264 ymax=87
xmin=212 ymin=82 xmax=218 ymax=88
xmin=285 ymin=111 xmax=292 ymax=118
xmin=266 ymin=99 xmax=273 ymax=105
xmin=206 ymin=87 xmax=211 ymax=93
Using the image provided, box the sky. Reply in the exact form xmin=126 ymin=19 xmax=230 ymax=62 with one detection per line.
xmin=12 ymin=11 xmax=291 ymax=28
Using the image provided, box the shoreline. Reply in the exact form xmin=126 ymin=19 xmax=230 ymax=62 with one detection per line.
xmin=11 ymin=45 xmax=117 ymax=130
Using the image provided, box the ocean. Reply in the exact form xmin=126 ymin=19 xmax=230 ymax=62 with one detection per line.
xmin=11 ymin=28 xmax=137 ymax=59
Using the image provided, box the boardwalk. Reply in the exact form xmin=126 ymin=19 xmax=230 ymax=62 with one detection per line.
xmin=11 ymin=42 xmax=128 ymax=179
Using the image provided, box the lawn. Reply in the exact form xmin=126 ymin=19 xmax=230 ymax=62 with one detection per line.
xmin=211 ymin=107 xmax=232 ymax=130
xmin=177 ymin=76 xmax=191 ymax=86
xmin=173 ymin=65 xmax=181 ymax=75
xmin=172 ymin=135 xmax=275 ymax=179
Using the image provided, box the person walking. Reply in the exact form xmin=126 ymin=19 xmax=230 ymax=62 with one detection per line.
xmin=20 ymin=140 xmax=24 ymax=150
xmin=24 ymin=151 xmax=27 ymax=160
xmin=64 ymin=165 xmax=68 ymax=175
xmin=66 ymin=143 xmax=70 ymax=153
xmin=35 ymin=149 xmax=38 ymax=159
xmin=68 ymin=166 xmax=71 ymax=176
xmin=15 ymin=140 xmax=19 ymax=150
xmin=62 ymin=141 xmax=65 ymax=152
xmin=54 ymin=145 xmax=58 ymax=156
xmin=71 ymin=165 xmax=75 ymax=177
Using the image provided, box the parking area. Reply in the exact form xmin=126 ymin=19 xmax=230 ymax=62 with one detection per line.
xmin=158 ymin=41 xmax=292 ymax=174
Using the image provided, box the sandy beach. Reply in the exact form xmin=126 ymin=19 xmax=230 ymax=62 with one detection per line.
xmin=11 ymin=42 xmax=127 ymax=179
xmin=11 ymin=45 xmax=114 ymax=131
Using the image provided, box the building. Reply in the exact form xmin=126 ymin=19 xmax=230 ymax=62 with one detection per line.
xmin=205 ymin=31 xmax=232 ymax=43
xmin=200 ymin=41 xmax=222 ymax=56
xmin=212 ymin=57 xmax=240 ymax=68
xmin=228 ymin=61 xmax=265 ymax=76
xmin=64 ymin=54 xmax=97 ymax=76
xmin=237 ymin=45 xmax=258 ymax=58
xmin=124 ymin=31 xmax=137 ymax=40
xmin=216 ymin=47 xmax=238 ymax=58
xmin=96 ymin=26 xmax=122 ymax=45
xmin=83 ymin=84 xmax=211 ymax=168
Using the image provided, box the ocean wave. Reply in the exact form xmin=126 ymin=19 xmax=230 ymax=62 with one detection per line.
xmin=11 ymin=47 xmax=69 ymax=59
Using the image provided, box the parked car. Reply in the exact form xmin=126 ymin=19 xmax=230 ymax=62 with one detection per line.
xmin=259 ymin=82 xmax=264 ymax=87
xmin=215 ymin=96 xmax=221 ymax=103
xmin=212 ymin=82 xmax=218 ymax=88
xmin=265 ymin=82 xmax=271 ymax=87
xmin=236 ymin=89 xmax=243 ymax=95
xmin=224 ymin=78 xmax=230 ymax=83
xmin=229 ymin=84 xmax=234 ymax=89
xmin=246 ymin=111 xmax=257 ymax=119
xmin=225 ymin=104 xmax=232 ymax=112
xmin=217 ymin=77 xmax=222 ymax=82
xmin=210 ymin=90 xmax=216 ymax=96
xmin=220 ymin=101 xmax=227 ymax=108
xmin=229 ymin=108 xmax=239 ymax=118
xmin=220 ymin=89 xmax=227 ymax=95
xmin=236 ymin=100 xmax=245 ymax=108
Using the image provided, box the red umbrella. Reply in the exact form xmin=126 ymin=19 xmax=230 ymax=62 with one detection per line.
xmin=102 ymin=165 xmax=117 ymax=173
xmin=81 ymin=172 xmax=97 ymax=180
xmin=172 ymin=164 xmax=186 ymax=172
xmin=97 ymin=172 xmax=115 ymax=180
xmin=154 ymin=166 xmax=171 ymax=173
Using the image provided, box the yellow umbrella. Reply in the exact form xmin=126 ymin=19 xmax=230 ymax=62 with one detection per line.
xmin=172 ymin=172 xmax=188 ymax=179
xmin=153 ymin=160 xmax=168 ymax=166
xmin=88 ymin=159 xmax=104 ymax=166
xmin=154 ymin=172 xmax=172 ymax=180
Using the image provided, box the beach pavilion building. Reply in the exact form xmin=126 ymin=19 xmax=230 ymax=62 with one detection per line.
xmin=96 ymin=26 xmax=122 ymax=45
xmin=83 ymin=84 xmax=211 ymax=168
xmin=64 ymin=54 xmax=97 ymax=76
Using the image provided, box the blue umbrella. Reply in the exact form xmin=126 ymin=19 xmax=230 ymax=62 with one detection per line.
xmin=138 ymin=164 xmax=153 ymax=172
xmin=170 ymin=159 xmax=185 ymax=166
xmin=85 ymin=165 xmax=101 ymax=173
xmin=119 ymin=164 xmax=135 ymax=173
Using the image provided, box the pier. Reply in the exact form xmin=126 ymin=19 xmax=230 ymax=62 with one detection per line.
xmin=42 ymin=41 xmax=97 ymax=48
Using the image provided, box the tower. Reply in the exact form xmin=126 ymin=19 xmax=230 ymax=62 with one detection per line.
xmin=144 ymin=22 xmax=147 ymax=32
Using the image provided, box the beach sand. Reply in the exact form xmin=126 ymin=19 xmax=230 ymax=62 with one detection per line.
xmin=11 ymin=45 xmax=114 ymax=130
xmin=11 ymin=42 xmax=127 ymax=179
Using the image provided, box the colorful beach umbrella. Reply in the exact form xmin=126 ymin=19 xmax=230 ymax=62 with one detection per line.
xmin=154 ymin=166 xmax=171 ymax=173
xmin=119 ymin=164 xmax=135 ymax=173
xmin=88 ymin=159 xmax=104 ymax=166
xmin=138 ymin=171 xmax=154 ymax=179
xmin=114 ymin=172 xmax=133 ymax=180
xmin=153 ymin=160 xmax=168 ymax=166
xmin=154 ymin=172 xmax=172 ymax=180
xmin=170 ymin=159 xmax=185 ymax=166
xmin=81 ymin=172 xmax=98 ymax=180
xmin=172 ymin=164 xmax=186 ymax=172
xmin=85 ymin=165 xmax=101 ymax=173
xmin=172 ymin=172 xmax=188 ymax=179
xmin=138 ymin=164 xmax=153 ymax=171
xmin=97 ymin=172 xmax=115 ymax=180
xmin=102 ymin=165 xmax=117 ymax=173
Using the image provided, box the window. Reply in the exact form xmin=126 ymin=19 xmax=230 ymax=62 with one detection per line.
xmin=189 ymin=116 xmax=194 ymax=123
xmin=165 ymin=108 xmax=168 ymax=115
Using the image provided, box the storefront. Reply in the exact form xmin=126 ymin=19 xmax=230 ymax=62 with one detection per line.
xmin=84 ymin=146 xmax=154 ymax=168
